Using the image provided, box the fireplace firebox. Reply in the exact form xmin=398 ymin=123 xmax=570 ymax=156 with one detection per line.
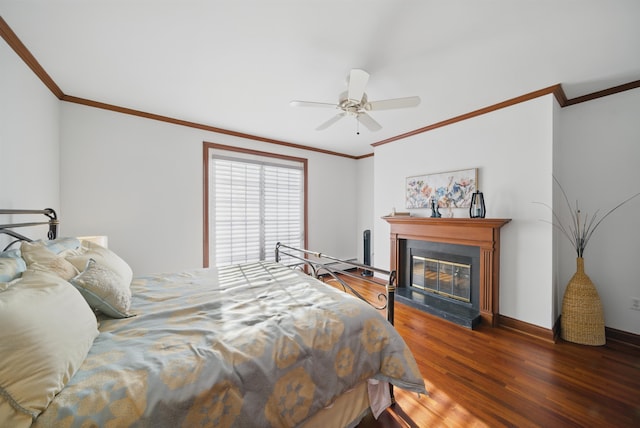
xmin=411 ymin=256 xmax=471 ymax=303
xmin=399 ymin=239 xmax=481 ymax=327
xmin=412 ymin=256 xmax=471 ymax=301
xmin=383 ymin=217 xmax=511 ymax=328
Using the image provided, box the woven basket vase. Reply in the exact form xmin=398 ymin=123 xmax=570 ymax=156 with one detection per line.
xmin=560 ymin=257 xmax=606 ymax=346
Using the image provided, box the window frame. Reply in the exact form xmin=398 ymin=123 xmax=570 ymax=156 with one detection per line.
xmin=202 ymin=142 xmax=308 ymax=268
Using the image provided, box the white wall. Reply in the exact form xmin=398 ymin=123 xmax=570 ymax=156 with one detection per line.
xmin=556 ymin=88 xmax=640 ymax=334
xmin=0 ymin=41 xmax=60 ymax=246
xmin=355 ymin=156 xmax=374 ymax=263
xmin=59 ymin=103 xmax=359 ymax=275
xmin=552 ymin=99 xmax=562 ymax=322
xmin=372 ymin=95 xmax=556 ymax=329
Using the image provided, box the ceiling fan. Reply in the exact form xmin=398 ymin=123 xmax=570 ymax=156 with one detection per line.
xmin=290 ymin=69 xmax=421 ymax=132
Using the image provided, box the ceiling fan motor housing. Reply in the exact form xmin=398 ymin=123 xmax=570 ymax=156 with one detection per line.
xmin=338 ymin=91 xmax=367 ymax=115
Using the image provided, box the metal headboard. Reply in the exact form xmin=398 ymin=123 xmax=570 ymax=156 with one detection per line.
xmin=0 ymin=208 xmax=58 ymax=251
xmin=275 ymin=242 xmax=396 ymax=326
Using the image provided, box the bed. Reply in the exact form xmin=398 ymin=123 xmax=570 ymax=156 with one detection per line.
xmin=0 ymin=209 xmax=426 ymax=427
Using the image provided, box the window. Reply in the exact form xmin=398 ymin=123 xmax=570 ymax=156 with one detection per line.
xmin=203 ymin=143 xmax=307 ymax=267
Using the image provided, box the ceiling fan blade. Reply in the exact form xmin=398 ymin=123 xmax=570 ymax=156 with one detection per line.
xmin=365 ymin=96 xmax=421 ymax=111
xmin=357 ymin=112 xmax=382 ymax=132
xmin=290 ymin=100 xmax=338 ymax=109
xmin=347 ymin=69 xmax=369 ymax=103
xmin=316 ymin=112 xmax=346 ymax=130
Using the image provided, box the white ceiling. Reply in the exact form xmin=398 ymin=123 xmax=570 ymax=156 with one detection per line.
xmin=2 ymin=0 xmax=639 ymax=157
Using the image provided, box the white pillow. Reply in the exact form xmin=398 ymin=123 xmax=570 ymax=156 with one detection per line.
xmin=65 ymin=240 xmax=133 ymax=288
xmin=0 ymin=270 xmax=99 ymax=427
xmin=70 ymin=258 xmax=132 ymax=318
xmin=27 ymin=258 xmax=79 ymax=281
xmin=19 ymin=241 xmax=79 ymax=281
xmin=20 ymin=239 xmax=79 ymax=260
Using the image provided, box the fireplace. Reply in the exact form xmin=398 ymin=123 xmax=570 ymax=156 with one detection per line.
xmin=383 ymin=217 xmax=510 ymax=328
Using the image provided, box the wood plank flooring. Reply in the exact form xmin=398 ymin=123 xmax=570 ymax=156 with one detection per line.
xmin=326 ymin=274 xmax=640 ymax=427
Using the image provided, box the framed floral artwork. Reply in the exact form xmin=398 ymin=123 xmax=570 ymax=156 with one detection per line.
xmin=406 ymin=168 xmax=477 ymax=209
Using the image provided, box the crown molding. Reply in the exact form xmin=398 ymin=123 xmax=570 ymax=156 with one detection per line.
xmin=564 ymin=80 xmax=640 ymax=106
xmin=0 ymin=16 xmax=63 ymax=99
xmin=371 ymin=85 xmax=567 ymax=148
xmin=0 ymin=17 xmax=358 ymax=160
xmin=61 ymin=95 xmax=359 ymax=159
xmin=2 ymin=16 xmax=638 ymax=159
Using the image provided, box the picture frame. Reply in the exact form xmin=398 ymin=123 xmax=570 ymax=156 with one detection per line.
xmin=406 ymin=168 xmax=478 ymax=209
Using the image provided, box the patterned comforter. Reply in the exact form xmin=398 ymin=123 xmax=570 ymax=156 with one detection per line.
xmin=34 ymin=262 xmax=426 ymax=427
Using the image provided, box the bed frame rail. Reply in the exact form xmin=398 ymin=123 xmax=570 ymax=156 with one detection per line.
xmin=0 ymin=208 xmax=58 ymax=251
xmin=275 ymin=242 xmax=396 ymax=326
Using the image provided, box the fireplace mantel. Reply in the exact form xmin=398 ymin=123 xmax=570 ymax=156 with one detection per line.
xmin=383 ymin=216 xmax=511 ymax=326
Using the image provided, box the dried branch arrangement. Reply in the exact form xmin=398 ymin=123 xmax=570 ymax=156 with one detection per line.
xmin=536 ymin=177 xmax=640 ymax=257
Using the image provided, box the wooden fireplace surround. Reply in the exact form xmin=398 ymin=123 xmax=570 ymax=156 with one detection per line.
xmin=383 ymin=217 xmax=511 ymax=327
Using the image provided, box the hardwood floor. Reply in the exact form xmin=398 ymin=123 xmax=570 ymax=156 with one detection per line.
xmin=329 ymin=274 xmax=640 ymax=427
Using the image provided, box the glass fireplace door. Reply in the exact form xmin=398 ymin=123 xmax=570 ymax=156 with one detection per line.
xmin=412 ymin=256 xmax=471 ymax=302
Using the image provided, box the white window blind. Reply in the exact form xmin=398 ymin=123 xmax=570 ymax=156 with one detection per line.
xmin=211 ymin=151 xmax=304 ymax=267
